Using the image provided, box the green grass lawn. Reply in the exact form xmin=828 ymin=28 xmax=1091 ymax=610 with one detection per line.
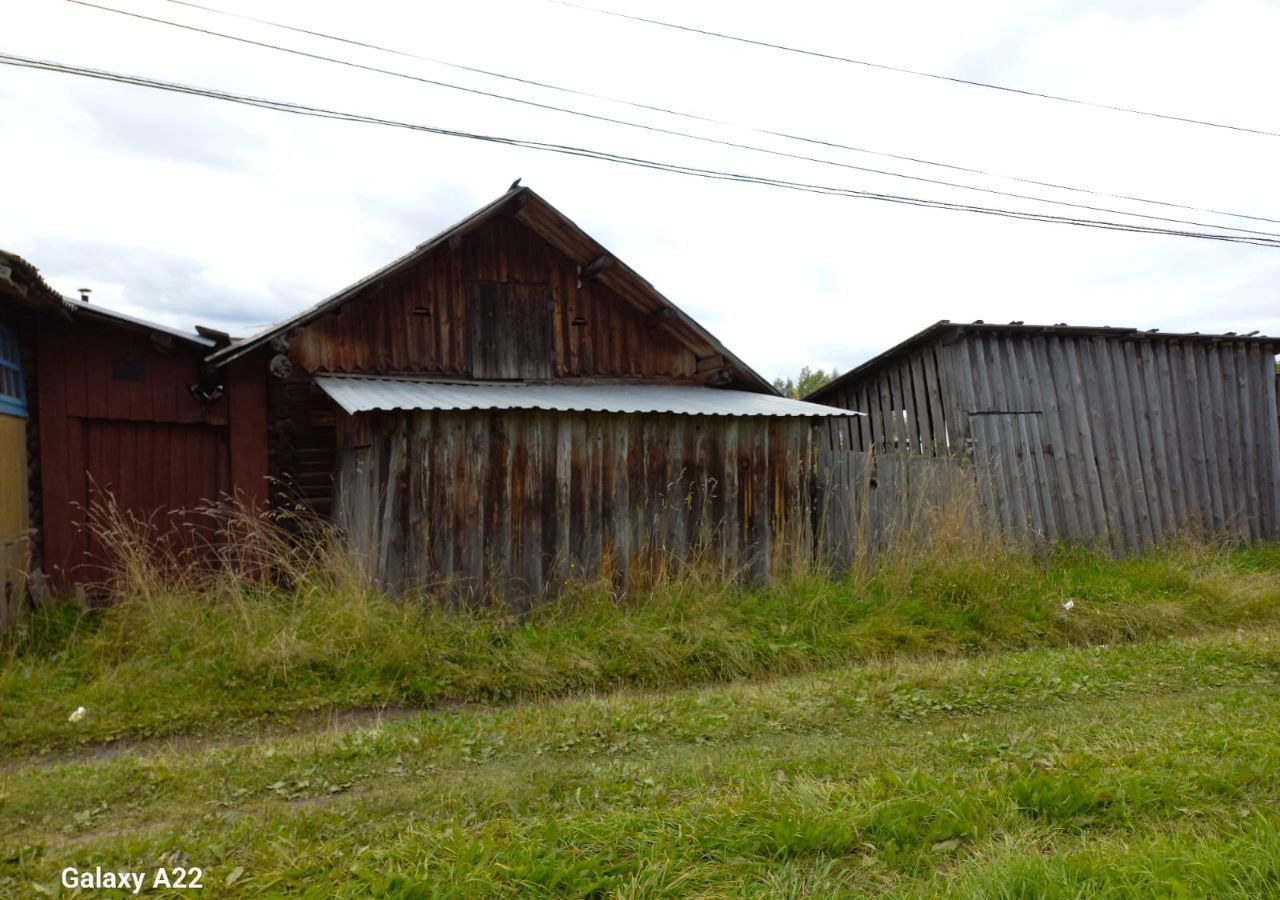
xmin=3 ymin=544 xmax=1280 ymax=896
xmin=3 ymin=626 xmax=1280 ymax=896
xmin=4 ymin=542 xmax=1279 ymax=756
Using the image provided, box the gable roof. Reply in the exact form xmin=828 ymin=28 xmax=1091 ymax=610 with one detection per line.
xmin=206 ymin=186 xmax=775 ymax=394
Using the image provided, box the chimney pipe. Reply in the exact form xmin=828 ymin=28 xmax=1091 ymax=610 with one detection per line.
xmin=78 ymin=287 xmax=92 ymax=303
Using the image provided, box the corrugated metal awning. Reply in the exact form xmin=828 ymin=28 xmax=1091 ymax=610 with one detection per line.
xmin=315 ymin=374 xmax=861 ymax=418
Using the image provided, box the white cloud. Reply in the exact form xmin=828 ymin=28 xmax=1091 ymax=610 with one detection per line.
xmin=1 ymin=0 xmax=1277 ymax=382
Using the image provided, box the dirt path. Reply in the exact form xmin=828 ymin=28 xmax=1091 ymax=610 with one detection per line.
xmin=2 ymin=705 xmax=429 ymax=772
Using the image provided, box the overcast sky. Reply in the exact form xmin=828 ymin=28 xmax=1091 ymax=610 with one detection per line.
xmin=3 ymin=0 xmax=1279 ymax=381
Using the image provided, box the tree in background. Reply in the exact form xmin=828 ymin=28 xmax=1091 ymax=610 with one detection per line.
xmin=772 ymin=366 xmax=835 ymax=399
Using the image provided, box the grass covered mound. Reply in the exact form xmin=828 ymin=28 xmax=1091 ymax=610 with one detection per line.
xmin=4 ymin=534 xmax=1279 ymax=755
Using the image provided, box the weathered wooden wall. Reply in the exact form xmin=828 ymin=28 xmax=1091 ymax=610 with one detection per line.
xmin=290 ymin=214 xmax=702 ymax=381
xmin=335 ymin=409 xmax=830 ymax=598
xmin=819 ymin=329 xmax=1280 ymax=552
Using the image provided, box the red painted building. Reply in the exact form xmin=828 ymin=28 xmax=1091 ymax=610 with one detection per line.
xmin=0 ymin=250 xmax=267 ymax=592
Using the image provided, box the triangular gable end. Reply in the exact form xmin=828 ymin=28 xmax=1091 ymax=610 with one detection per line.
xmin=209 ymin=187 xmax=774 ymax=393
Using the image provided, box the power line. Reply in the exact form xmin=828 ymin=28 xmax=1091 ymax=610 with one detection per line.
xmin=546 ymin=0 xmax=1280 ymax=141
xmin=65 ymin=0 xmax=1280 ymax=240
xmin=143 ymin=0 xmax=1280 ymax=228
xmin=4 ymin=51 xmax=1278 ymax=250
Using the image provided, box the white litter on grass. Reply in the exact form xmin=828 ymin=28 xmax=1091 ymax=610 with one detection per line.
xmin=1062 ymin=600 xmax=1075 ymax=611
xmin=68 ymin=706 xmax=86 ymax=723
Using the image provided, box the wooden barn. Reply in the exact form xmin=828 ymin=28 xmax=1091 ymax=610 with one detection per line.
xmin=807 ymin=321 xmax=1280 ymax=552
xmin=0 ymin=249 xmax=267 ymax=600
xmin=208 ymin=186 xmax=853 ymax=597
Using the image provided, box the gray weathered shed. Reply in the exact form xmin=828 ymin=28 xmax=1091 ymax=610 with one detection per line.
xmin=808 ymin=321 xmax=1280 ymax=551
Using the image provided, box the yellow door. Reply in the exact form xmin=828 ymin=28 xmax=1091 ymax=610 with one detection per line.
xmin=0 ymin=323 xmax=29 ymax=627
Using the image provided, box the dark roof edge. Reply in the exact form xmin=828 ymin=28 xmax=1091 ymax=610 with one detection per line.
xmin=807 ymin=320 xmax=1280 ymax=402
xmin=64 ymin=296 xmax=216 ymax=348
xmin=0 ymin=249 xmax=73 ymax=318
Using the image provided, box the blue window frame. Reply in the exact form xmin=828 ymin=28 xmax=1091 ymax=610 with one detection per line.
xmin=0 ymin=324 xmax=27 ymax=418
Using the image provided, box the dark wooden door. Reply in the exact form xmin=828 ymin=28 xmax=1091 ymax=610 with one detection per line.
xmin=467 ymin=282 xmax=553 ymax=379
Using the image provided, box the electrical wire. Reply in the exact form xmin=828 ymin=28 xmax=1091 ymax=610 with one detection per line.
xmin=546 ymin=0 xmax=1280 ymax=140
xmin=65 ymin=0 xmax=1280 ymax=239
xmin=3 ymin=51 xmax=1278 ymax=249
xmin=145 ymin=0 xmax=1280 ymax=228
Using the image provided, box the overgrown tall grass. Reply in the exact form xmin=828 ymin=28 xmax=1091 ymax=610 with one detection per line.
xmin=2 ymin=494 xmax=1278 ymax=754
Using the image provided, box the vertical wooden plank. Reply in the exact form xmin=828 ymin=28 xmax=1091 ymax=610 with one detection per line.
xmin=920 ymin=347 xmax=945 ymax=454
xmin=973 ymin=336 xmax=1012 ymax=534
xmin=1150 ymin=341 xmax=1188 ymax=534
xmin=1118 ymin=339 xmax=1162 ymax=544
xmin=606 ymin=415 xmax=630 ymax=586
xmin=1093 ymin=339 xmax=1138 ymax=549
xmin=586 ymin=413 xmax=605 ymax=577
xmin=690 ymin=417 xmax=710 ymax=561
xmin=1260 ymin=343 xmax=1280 ymax=539
xmin=1249 ymin=343 xmax=1279 ymax=540
xmin=1187 ymin=342 xmax=1225 ymax=531
xmin=981 ymin=333 xmax=1027 ymax=535
xmin=1059 ymin=337 xmax=1107 ymax=547
xmin=1231 ymin=344 xmax=1262 ymax=540
xmin=401 ymin=414 xmax=424 ymax=594
xmin=388 ymin=417 xmax=409 ymax=597
xmin=854 ymin=384 xmax=871 ymax=450
xmin=991 ymin=335 xmax=1031 ymax=537
xmin=420 ymin=414 xmax=446 ymax=587
xmin=1241 ymin=344 xmax=1271 ymax=540
xmin=1112 ymin=338 xmax=1156 ymax=548
xmin=750 ymin=423 xmax=772 ymax=580
xmin=1026 ymin=335 xmax=1079 ymax=541
xmin=567 ymin=414 xmax=588 ymax=575
xmin=891 ymin=362 xmax=914 ymax=454
xmin=1006 ymin=335 xmax=1055 ymax=540
xmin=942 ymin=338 xmax=978 ymax=453
xmin=909 ymin=351 xmax=933 ymax=454
xmin=720 ymin=418 xmax=740 ymax=574
xmin=873 ymin=374 xmax=893 ymax=452
xmin=550 ymin=415 xmax=572 ymax=582
xmin=1224 ymin=343 xmax=1254 ymax=538
xmin=1078 ymin=338 xmax=1130 ymax=553
xmin=519 ymin=412 xmax=543 ymax=600
xmin=1032 ymin=335 xmax=1077 ymax=542
xmin=1205 ymin=343 xmax=1245 ymax=536
xmin=444 ymin=413 xmax=467 ymax=585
